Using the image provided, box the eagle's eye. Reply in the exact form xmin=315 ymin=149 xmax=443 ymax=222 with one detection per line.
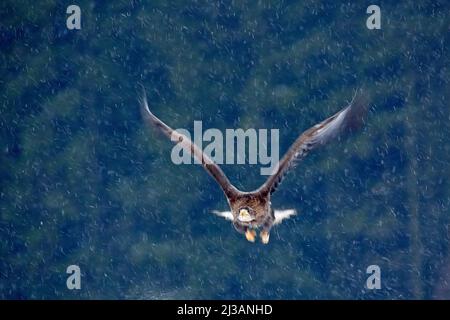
xmin=238 ymin=208 xmax=253 ymax=222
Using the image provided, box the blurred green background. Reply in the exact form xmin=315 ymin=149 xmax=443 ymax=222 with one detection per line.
xmin=1 ymin=0 xmax=450 ymax=299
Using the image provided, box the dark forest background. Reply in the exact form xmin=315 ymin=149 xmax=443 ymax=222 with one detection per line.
xmin=1 ymin=0 xmax=450 ymax=299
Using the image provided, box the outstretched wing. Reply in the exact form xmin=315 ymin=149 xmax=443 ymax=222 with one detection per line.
xmin=212 ymin=210 xmax=234 ymax=221
xmin=258 ymin=90 xmax=368 ymax=195
xmin=273 ymin=209 xmax=297 ymax=225
xmin=140 ymin=90 xmax=240 ymax=199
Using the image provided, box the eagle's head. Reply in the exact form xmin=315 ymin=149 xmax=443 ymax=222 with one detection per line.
xmin=237 ymin=207 xmax=255 ymax=223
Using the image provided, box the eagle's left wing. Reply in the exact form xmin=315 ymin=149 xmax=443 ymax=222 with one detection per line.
xmin=140 ymin=89 xmax=241 ymax=200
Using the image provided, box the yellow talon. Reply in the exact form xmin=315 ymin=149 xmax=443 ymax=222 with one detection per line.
xmin=245 ymin=229 xmax=256 ymax=242
xmin=260 ymin=231 xmax=270 ymax=244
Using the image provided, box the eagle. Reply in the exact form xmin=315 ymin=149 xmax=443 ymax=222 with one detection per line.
xmin=140 ymin=90 xmax=367 ymax=244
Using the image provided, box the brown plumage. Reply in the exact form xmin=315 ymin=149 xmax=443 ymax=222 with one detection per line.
xmin=140 ymin=89 xmax=368 ymax=244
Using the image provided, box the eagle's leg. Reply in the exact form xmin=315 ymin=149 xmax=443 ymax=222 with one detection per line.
xmin=260 ymin=215 xmax=274 ymax=244
xmin=260 ymin=229 xmax=270 ymax=244
xmin=245 ymin=229 xmax=257 ymax=243
xmin=233 ymin=222 xmax=256 ymax=242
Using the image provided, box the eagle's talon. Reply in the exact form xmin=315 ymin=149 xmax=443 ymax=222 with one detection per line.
xmin=260 ymin=231 xmax=270 ymax=244
xmin=245 ymin=229 xmax=256 ymax=242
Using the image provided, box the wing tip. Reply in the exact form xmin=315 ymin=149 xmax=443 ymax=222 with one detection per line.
xmin=139 ymin=86 xmax=161 ymax=128
xmin=138 ymin=86 xmax=151 ymax=114
xmin=346 ymin=88 xmax=370 ymax=129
